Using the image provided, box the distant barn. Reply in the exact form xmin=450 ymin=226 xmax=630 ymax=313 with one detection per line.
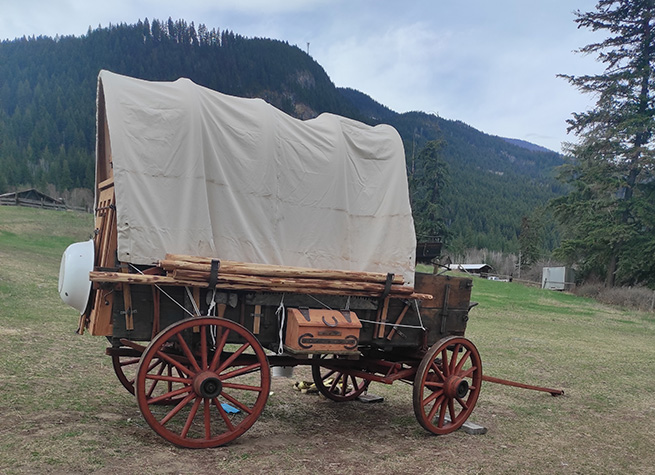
xmin=0 ymin=189 xmax=66 ymax=210
xmin=454 ymin=263 xmax=494 ymax=276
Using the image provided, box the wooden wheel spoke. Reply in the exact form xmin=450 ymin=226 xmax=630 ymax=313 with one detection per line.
xmin=145 ymin=373 xmax=191 ymax=384
xmin=148 ymin=385 xmax=193 ymax=405
xmin=120 ymin=357 xmax=141 ymax=367
xmin=448 ymin=398 xmax=457 ymax=422
xmin=213 ymin=398 xmax=236 ymax=432
xmin=454 ymin=350 xmax=472 ymax=375
xmin=423 ymin=388 xmax=444 ymax=407
xmin=424 ymin=380 xmax=444 ymax=390
xmin=459 ymin=366 xmax=477 ymax=379
xmin=166 ymin=363 xmax=174 ymax=393
xmin=449 ymin=344 xmax=461 ymax=374
xmin=455 ymin=396 xmax=469 ymax=410
xmin=430 ymin=360 xmax=445 ymax=381
xmin=222 ymin=382 xmax=264 ymax=392
xmin=204 ymin=398 xmax=211 ymax=440
xmin=154 ymin=349 xmax=195 ymax=378
xmin=436 ymin=398 xmax=448 ymax=427
xmin=146 ymin=358 xmax=164 ymax=374
xmin=329 ymin=373 xmax=344 ymax=394
xmin=219 ymin=362 xmax=262 ymax=381
xmin=180 ymin=397 xmax=202 ymax=438
xmin=427 ymin=393 xmax=446 ymax=422
xmin=220 ymin=391 xmax=253 ymax=415
xmin=440 ymin=348 xmax=450 ymax=377
xmin=200 ymin=325 xmax=208 ymax=369
xmin=159 ymin=392 xmax=196 ymax=425
xmin=321 ymin=369 xmax=337 ymax=382
xmin=216 ymin=341 xmax=252 ymax=374
xmin=176 ymin=333 xmax=201 ymax=373
xmin=350 ymin=375 xmax=362 ymax=392
xmin=209 ymin=329 xmax=230 ymax=372
xmin=146 ymin=359 xmax=168 ymax=398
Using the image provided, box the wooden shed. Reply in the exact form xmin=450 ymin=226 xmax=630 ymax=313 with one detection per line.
xmin=454 ymin=263 xmax=494 ymax=276
xmin=0 ymin=189 xmax=66 ymax=210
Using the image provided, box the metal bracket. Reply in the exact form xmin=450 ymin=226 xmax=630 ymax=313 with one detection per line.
xmin=208 ymin=259 xmax=221 ymax=289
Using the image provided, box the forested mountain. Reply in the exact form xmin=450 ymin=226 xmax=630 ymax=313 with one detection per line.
xmin=0 ymin=20 xmax=564 ymax=253
xmin=340 ymin=89 xmax=565 ymax=251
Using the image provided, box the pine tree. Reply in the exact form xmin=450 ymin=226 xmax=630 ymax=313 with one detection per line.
xmin=554 ymin=0 xmax=655 ymax=287
xmin=408 ymin=140 xmax=449 ymax=243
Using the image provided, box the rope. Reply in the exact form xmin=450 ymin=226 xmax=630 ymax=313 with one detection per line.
xmin=414 ymin=299 xmax=426 ymax=330
xmin=128 ymin=264 xmax=195 ymax=318
xmin=275 ymin=294 xmax=286 ymax=355
xmin=184 ymin=286 xmax=202 ymax=316
xmin=307 ymin=293 xmax=332 ymax=310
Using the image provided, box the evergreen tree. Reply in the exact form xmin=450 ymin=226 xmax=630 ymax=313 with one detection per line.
xmin=518 ymin=215 xmax=538 ymax=268
xmin=554 ymin=0 xmax=655 ymax=287
xmin=408 ymin=140 xmax=449 ymax=243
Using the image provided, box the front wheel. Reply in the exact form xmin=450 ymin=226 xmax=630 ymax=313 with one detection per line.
xmin=135 ymin=317 xmax=270 ymax=448
xmin=412 ymin=336 xmax=482 ymax=435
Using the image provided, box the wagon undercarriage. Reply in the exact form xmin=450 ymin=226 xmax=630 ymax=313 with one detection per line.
xmin=104 ymin=310 xmax=482 ymax=448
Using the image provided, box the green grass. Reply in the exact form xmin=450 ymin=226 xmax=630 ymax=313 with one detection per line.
xmin=1 ymin=205 xmax=655 ymax=474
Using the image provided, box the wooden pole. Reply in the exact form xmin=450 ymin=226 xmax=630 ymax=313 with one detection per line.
xmin=89 ymin=271 xmax=432 ymax=301
xmin=161 ymin=255 xmax=405 ymax=285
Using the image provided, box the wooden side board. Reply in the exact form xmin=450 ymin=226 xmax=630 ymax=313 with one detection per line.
xmin=87 ymin=183 xmax=116 ymax=336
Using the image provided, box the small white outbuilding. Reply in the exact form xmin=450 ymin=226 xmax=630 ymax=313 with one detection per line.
xmin=542 ymin=267 xmax=575 ymax=291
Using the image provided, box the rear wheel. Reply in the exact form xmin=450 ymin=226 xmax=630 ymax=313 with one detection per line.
xmin=311 ymin=354 xmax=370 ymax=402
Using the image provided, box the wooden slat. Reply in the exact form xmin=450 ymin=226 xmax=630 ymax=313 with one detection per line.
xmin=88 ymin=186 xmax=116 ymax=336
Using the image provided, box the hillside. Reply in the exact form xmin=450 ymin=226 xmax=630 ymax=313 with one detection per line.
xmin=0 ymin=19 xmax=564 ymax=253
xmin=338 ymin=89 xmax=565 ymax=251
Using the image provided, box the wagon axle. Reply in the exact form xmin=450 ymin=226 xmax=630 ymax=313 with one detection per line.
xmin=193 ymin=372 xmax=223 ymax=399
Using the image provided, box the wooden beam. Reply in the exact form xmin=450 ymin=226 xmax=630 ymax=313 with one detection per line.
xmin=89 ymin=271 xmax=432 ymax=301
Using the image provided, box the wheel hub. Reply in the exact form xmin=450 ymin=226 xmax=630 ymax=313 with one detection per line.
xmin=193 ymin=371 xmax=223 ymax=398
xmin=456 ymin=379 xmax=469 ymax=399
xmin=445 ymin=376 xmax=469 ymax=399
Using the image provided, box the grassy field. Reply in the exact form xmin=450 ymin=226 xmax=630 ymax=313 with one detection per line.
xmin=1 ymin=205 xmax=654 ymax=474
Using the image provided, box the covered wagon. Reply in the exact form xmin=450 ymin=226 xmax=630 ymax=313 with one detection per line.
xmin=58 ymin=70 xmax=481 ymax=448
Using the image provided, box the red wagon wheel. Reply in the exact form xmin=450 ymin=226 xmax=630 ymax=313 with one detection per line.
xmin=112 ymin=353 xmax=140 ymax=395
xmin=311 ymin=354 xmax=370 ymax=402
xmin=135 ymin=317 xmax=271 ymax=448
xmin=413 ymin=336 xmax=482 ymax=435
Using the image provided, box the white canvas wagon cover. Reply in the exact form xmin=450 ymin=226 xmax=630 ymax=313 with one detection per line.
xmin=98 ymin=70 xmax=416 ymax=285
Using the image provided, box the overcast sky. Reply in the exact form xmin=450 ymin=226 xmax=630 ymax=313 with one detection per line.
xmin=1 ymin=0 xmax=604 ymax=152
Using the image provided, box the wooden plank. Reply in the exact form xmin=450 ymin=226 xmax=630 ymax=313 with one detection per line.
xmin=252 ymin=305 xmax=262 ymax=334
xmin=88 ymin=271 xmax=433 ymax=300
xmin=386 ymin=302 xmax=411 ymax=340
xmin=88 ymin=186 xmax=116 ymax=336
xmin=162 ymin=255 xmax=405 ymax=285
xmin=98 ymin=177 xmax=114 ymax=191
xmin=377 ymin=297 xmax=390 ymax=338
xmin=170 ymin=268 xmax=414 ymax=296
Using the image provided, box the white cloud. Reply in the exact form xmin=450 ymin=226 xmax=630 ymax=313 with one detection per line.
xmin=0 ymin=0 xmax=606 ymax=152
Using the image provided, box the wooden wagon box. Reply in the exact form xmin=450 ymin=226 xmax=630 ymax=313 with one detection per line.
xmin=284 ymin=307 xmax=362 ymax=355
xmin=414 ymin=273 xmax=474 ymax=346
